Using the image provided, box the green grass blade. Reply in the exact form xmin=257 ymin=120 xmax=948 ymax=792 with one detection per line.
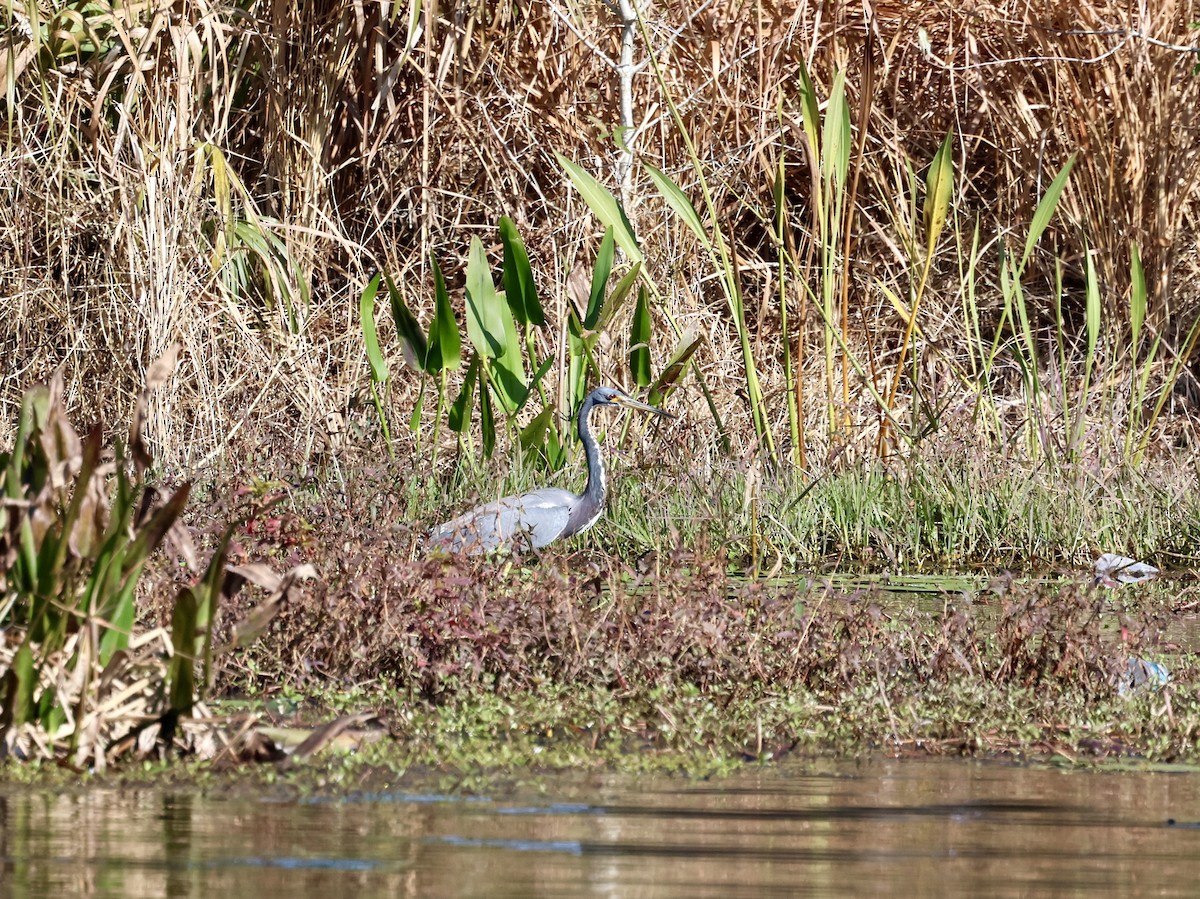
xmin=1137 ymin=313 xmax=1200 ymax=463
xmin=597 ymin=261 xmax=642 ymax=333
xmin=409 ymin=381 xmax=426 ymax=432
xmin=796 ymin=57 xmax=821 ymax=162
xmin=823 ymin=71 xmax=851 ymax=192
xmin=629 ymin=285 xmax=652 ymax=387
xmin=194 ymin=519 xmax=239 ymax=697
xmin=1021 ymin=152 xmax=1077 ymax=272
xmin=527 ymin=354 xmax=555 ymax=397
xmin=479 ymin=365 xmax=496 ymax=457
xmin=1084 ymin=248 xmax=1100 ymax=365
xmin=923 ymin=131 xmax=954 ymax=259
xmin=649 ymin=329 xmax=703 ymax=405
xmin=1129 ymin=241 xmax=1146 ymax=348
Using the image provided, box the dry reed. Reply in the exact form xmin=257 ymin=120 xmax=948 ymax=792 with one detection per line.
xmin=2 ymin=0 xmax=1198 ymax=471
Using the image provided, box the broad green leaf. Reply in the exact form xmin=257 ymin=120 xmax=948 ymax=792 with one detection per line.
xmin=644 ymin=163 xmax=711 ymax=251
xmin=425 ymin=254 xmax=461 ymax=373
xmin=629 ymin=285 xmax=652 ymax=387
xmin=648 ymin=328 xmax=702 ymax=405
xmin=597 ymin=262 xmax=642 ymax=333
xmin=796 ymin=57 xmax=821 ymax=157
xmin=464 ymin=236 xmax=506 ymax=359
xmin=358 ymin=274 xmax=389 ymax=383
xmin=40 ymin=691 xmax=65 ymax=738
xmin=79 ymin=531 xmax=126 ymax=641
xmin=556 ymin=153 xmax=644 ymax=264
xmin=823 ymin=70 xmax=851 ymax=191
xmin=99 ymin=577 xmax=138 ymax=665
xmin=384 ymin=273 xmax=429 ymax=371
xmin=486 ymin=357 xmax=530 ymax=414
xmin=923 ymin=131 xmax=954 ymax=259
xmin=88 ymin=481 xmax=186 ymax=659
xmin=1021 ymin=152 xmax=1078 ymax=272
xmin=586 ymin=228 xmax=615 ymax=329
xmin=1130 ymin=241 xmax=1146 ymax=347
xmin=9 ymin=642 xmax=36 ymax=726
xmin=168 ymin=588 xmax=198 ymax=714
xmin=499 ymin=216 xmax=544 ymax=327
xmin=449 ymin=354 xmax=479 ymax=433
xmin=465 ymin=237 xmax=526 ymax=413
xmin=519 ymin=405 xmax=556 ymax=455
xmin=523 ymin=400 xmax=567 ymax=469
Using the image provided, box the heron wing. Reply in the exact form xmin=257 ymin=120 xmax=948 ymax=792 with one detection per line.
xmin=428 ymin=488 xmax=578 ymax=553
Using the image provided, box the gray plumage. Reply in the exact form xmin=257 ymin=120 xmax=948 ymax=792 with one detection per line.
xmin=428 ymin=386 xmax=669 ymax=554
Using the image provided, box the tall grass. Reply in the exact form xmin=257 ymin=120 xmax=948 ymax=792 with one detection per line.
xmin=2 ymin=0 xmax=1199 ymax=492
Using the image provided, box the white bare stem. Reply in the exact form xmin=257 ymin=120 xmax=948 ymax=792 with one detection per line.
xmin=615 ymin=0 xmax=638 ymax=202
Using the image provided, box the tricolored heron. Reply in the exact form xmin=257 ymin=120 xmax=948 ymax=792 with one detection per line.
xmin=428 ymin=386 xmax=671 ymax=553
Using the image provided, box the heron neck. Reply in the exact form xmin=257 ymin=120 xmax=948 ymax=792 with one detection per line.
xmin=578 ymin=397 xmax=606 ymax=509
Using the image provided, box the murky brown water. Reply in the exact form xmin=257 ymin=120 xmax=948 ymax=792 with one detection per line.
xmin=2 ymin=757 xmax=1198 ymax=897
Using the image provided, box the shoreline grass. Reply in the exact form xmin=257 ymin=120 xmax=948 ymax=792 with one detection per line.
xmin=301 ymin=445 xmax=1200 ymax=574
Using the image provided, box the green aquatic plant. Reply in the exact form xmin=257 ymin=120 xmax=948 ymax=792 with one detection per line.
xmin=0 ymin=362 xmax=306 ymax=767
xmin=0 ymin=363 xmax=191 ymax=759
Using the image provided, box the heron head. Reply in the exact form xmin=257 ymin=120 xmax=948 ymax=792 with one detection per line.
xmin=590 ymin=386 xmax=672 ymax=418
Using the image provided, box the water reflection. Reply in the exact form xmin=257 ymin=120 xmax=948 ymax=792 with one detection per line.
xmin=1 ymin=757 xmax=1197 ymax=897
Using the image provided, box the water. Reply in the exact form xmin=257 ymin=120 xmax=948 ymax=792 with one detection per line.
xmin=3 ymin=757 xmax=1198 ymax=897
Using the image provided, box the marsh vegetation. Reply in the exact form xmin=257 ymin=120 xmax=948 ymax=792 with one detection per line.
xmin=2 ymin=1 xmax=1200 ymax=770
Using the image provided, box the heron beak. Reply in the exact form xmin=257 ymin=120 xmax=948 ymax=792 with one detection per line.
xmin=613 ymin=392 xmax=673 ymax=418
